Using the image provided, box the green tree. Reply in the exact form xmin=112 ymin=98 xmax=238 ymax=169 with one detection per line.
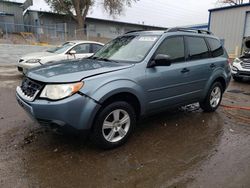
xmin=45 ymin=0 xmax=138 ymax=29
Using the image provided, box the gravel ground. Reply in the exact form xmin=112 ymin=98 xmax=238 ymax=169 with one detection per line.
xmin=0 ymin=44 xmax=49 ymax=65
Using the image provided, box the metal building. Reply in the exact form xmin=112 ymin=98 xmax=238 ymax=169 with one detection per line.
xmin=209 ymin=4 xmax=250 ymax=57
xmin=24 ymin=10 xmax=166 ymax=41
xmin=0 ymin=0 xmax=24 ymax=32
xmin=184 ymin=23 xmax=209 ymax=30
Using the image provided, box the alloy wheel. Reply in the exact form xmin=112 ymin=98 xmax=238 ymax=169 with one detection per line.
xmin=102 ymin=109 xmax=131 ymax=143
xmin=210 ymin=86 xmax=221 ymax=108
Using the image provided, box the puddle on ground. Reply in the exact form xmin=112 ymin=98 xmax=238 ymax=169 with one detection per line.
xmin=227 ymin=89 xmax=244 ymax=94
xmin=19 ymin=110 xmax=224 ymax=187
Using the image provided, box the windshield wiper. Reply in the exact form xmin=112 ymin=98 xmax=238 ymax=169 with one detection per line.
xmin=91 ymin=57 xmax=119 ymax=63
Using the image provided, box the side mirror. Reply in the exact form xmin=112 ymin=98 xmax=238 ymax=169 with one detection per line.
xmin=149 ymin=54 xmax=172 ymax=67
xmin=68 ymin=50 xmax=76 ymax=55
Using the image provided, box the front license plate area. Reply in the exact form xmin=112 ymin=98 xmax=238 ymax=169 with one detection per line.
xmin=16 ymin=94 xmax=33 ymax=115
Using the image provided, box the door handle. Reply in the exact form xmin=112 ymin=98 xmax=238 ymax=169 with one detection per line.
xmin=181 ymin=68 xmax=190 ymax=73
xmin=210 ymin=63 xmax=216 ymax=69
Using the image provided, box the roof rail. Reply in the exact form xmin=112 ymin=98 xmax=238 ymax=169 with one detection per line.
xmin=166 ymin=27 xmax=213 ymax=35
xmin=125 ymin=30 xmax=147 ymax=34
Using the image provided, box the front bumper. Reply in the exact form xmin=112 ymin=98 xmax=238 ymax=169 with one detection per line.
xmin=231 ymin=63 xmax=250 ymax=78
xmin=17 ymin=62 xmax=41 ymax=74
xmin=231 ymin=69 xmax=250 ymax=78
xmin=16 ymin=92 xmax=101 ymax=130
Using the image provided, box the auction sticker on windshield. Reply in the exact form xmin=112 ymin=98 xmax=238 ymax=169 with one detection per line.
xmin=138 ymin=36 xmax=158 ymax=42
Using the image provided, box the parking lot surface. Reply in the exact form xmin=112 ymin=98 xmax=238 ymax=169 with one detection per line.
xmin=0 ymin=45 xmax=250 ymax=188
xmin=0 ymin=44 xmax=49 ymax=65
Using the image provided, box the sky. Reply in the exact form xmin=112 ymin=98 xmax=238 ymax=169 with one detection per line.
xmin=14 ymin=0 xmax=219 ymax=27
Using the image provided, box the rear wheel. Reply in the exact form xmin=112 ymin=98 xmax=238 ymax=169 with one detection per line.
xmin=91 ymin=101 xmax=136 ymax=149
xmin=200 ymin=82 xmax=223 ymax=112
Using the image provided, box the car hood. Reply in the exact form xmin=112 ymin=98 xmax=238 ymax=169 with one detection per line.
xmin=21 ymin=51 xmax=57 ymax=59
xmin=26 ymin=59 xmax=134 ymax=83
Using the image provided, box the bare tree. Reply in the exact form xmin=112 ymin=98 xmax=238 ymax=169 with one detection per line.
xmin=45 ymin=0 xmax=138 ymax=29
xmin=217 ymin=0 xmax=250 ymax=6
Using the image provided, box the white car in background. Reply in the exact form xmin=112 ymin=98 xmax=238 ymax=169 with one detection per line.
xmin=17 ymin=40 xmax=104 ymax=74
xmin=231 ymin=55 xmax=250 ymax=82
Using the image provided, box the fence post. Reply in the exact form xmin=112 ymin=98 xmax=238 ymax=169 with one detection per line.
xmin=64 ymin=23 xmax=67 ymax=41
xmin=5 ymin=23 xmax=8 ymax=39
xmin=75 ymin=28 xmax=77 ymax=40
xmin=86 ymin=28 xmax=89 ymax=40
xmin=54 ymin=24 xmax=57 ymax=40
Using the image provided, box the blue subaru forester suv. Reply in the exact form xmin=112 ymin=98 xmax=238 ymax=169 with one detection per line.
xmin=16 ymin=28 xmax=231 ymax=149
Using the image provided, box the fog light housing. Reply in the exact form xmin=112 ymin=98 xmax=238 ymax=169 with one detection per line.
xmin=231 ymin=66 xmax=238 ymax=72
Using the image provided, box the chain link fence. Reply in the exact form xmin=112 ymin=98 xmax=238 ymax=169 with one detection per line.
xmin=0 ymin=22 xmax=117 ymax=45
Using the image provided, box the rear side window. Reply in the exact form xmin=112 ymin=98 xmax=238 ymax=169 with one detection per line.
xmin=186 ymin=37 xmax=209 ymax=60
xmin=206 ymin=38 xmax=224 ymax=57
xmin=92 ymin=44 xmax=103 ymax=53
xmin=155 ymin=37 xmax=185 ymax=63
xmin=72 ymin=43 xmax=91 ymax=54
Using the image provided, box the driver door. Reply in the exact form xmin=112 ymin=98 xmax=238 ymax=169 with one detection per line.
xmin=144 ymin=36 xmax=191 ymax=112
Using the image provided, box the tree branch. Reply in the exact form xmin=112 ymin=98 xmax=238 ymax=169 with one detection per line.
xmin=57 ymin=0 xmax=77 ymax=21
xmin=45 ymin=0 xmax=139 ymax=29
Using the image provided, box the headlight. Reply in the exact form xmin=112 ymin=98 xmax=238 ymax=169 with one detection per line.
xmin=233 ymin=58 xmax=241 ymax=64
xmin=26 ymin=59 xmax=41 ymax=64
xmin=40 ymin=82 xmax=84 ymax=100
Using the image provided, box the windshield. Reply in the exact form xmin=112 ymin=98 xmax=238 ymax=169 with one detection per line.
xmin=47 ymin=42 xmax=75 ymax=54
xmin=93 ymin=35 xmax=160 ymax=62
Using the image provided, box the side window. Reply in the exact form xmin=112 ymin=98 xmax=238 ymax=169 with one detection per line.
xmin=186 ymin=37 xmax=210 ymax=60
xmin=155 ymin=37 xmax=185 ymax=63
xmin=206 ymin=38 xmax=224 ymax=57
xmin=92 ymin=44 xmax=103 ymax=53
xmin=71 ymin=43 xmax=91 ymax=54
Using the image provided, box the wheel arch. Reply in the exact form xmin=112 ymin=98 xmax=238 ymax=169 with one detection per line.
xmin=202 ymin=70 xmax=228 ymax=100
xmin=100 ymin=92 xmax=142 ymax=119
xmin=213 ymin=77 xmax=226 ymax=92
xmin=88 ymin=79 xmax=147 ymax=116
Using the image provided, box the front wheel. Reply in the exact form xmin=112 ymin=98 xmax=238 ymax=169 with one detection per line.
xmin=91 ymin=101 xmax=136 ymax=149
xmin=200 ymin=82 xmax=223 ymax=112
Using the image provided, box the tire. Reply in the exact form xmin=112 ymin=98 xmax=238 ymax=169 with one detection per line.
xmin=200 ymin=82 xmax=223 ymax=112
xmin=233 ymin=76 xmax=243 ymax=82
xmin=91 ymin=101 xmax=136 ymax=149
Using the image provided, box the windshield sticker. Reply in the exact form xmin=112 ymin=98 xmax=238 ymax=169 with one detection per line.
xmin=138 ymin=36 xmax=158 ymax=42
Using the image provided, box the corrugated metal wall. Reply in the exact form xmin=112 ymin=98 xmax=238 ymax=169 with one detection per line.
xmin=210 ymin=6 xmax=250 ymax=55
xmin=0 ymin=1 xmax=24 ymax=32
xmin=244 ymin=12 xmax=250 ymax=37
xmin=0 ymin=2 xmax=23 ymax=25
xmin=25 ymin=10 xmax=166 ymax=40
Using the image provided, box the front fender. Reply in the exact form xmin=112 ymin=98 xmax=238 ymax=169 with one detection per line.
xmin=87 ymin=79 xmax=147 ymax=115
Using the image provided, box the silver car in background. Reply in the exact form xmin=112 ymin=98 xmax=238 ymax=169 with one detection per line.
xmin=17 ymin=40 xmax=104 ymax=73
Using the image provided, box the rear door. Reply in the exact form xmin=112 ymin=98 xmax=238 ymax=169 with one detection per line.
xmin=183 ymin=36 xmax=212 ymax=100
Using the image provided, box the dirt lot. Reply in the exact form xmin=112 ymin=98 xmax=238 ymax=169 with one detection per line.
xmin=0 ymin=45 xmax=250 ymax=188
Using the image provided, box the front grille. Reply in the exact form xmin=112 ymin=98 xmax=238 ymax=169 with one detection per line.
xmin=17 ymin=78 xmax=44 ymax=101
xmin=241 ymin=58 xmax=250 ymax=69
xmin=239 ymin=71 xmax=250 ymax=77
